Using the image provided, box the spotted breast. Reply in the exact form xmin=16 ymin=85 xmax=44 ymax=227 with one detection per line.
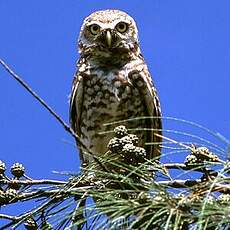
xmin=69 ymin=9 xmax=162 ymax=166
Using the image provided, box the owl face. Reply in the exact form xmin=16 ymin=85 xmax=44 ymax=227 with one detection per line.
xmin=78 ymin=10 xmax=139 ymax=58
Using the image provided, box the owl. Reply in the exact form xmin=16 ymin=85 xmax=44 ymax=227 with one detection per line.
xmin=70 ymin=9 xmax=162 ymax=166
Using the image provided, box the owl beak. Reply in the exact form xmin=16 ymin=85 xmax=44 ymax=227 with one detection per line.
xmin=106 ymin=30 xmax=112 ymax=48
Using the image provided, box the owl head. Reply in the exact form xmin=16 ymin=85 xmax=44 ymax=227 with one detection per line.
xmin=78 ymin=10 xmax=140 ymax=61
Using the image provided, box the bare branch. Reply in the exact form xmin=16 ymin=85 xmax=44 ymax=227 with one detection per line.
xmin=1 ymin=179 xmax=66 ymax=186
xmin=0 ymin=59 xmax=71 ymax=135
xmin=0 ymin=214 xmax=16 ymax=221
xmin=0 ymin=58 xmax=108 ymax=171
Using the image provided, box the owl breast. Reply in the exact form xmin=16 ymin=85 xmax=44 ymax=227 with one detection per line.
xmin=79 ymin=66 xmax=147 ymax=159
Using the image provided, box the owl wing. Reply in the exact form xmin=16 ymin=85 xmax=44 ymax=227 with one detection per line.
xmin=129 ymin=66 xmax=162 ymax=159
xmin=69 ymin=73 xmax=84 ymax=156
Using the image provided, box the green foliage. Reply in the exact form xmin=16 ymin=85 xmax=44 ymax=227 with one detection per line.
xmin=1 ymin=124 xmax=230 ymax=229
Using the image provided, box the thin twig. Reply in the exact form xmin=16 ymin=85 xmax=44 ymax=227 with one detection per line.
xmin=1 ymin=179 xmax=66 ymax=186
xmin=0 ymin=58 xmax=108 ymax=172
xmin=69 ymin=191 xmax=88 ymax=228
xmin=0 ymin=214 xmax=16 ymax=221
xmin=13 ymin=186 xmax=93 ymax=204
xmin=158 ymin=179 xmax=201 ymax=188
xmin=0 ymin=59 xmax=71 ymax=135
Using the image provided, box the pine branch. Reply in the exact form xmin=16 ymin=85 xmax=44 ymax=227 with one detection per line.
xmin=0 ymin=179 xmax=66 ymax=186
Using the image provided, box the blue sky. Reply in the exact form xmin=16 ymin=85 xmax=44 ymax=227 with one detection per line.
xmin=1 ymin=0 xmax=230 ymax=224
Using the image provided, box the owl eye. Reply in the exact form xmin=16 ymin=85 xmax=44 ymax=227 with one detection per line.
xmin=115 ymin=22 xmax=128 ymax=33
xmin=89 ymin=24 xmax=101 ymax=35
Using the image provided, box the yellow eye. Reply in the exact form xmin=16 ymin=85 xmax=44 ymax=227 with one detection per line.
xmin=89 ymin=24 xmax=101 ymax=35
xmin=116 ymin=22 xmax=128 ymax=33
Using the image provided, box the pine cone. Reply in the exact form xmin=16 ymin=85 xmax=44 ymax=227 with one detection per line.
xmin=128 ymin=134 xmax=139 ymax=146
xmin=0 ymin=190 xmax=6 ymax=205
xmin=24 ymin=218 xmax=38 ymax=230
xmin=11 ymin=163 xmax=25 ymax=178
xmin=0 ymin=160 xmax=6 ymax=175
xmin=107 ymin=137 xmax=123 ymax=153
xmin=5 ymin=188 xmax=17 ymax=202
xmin=114 ymin=125 xmax=128 ymax=138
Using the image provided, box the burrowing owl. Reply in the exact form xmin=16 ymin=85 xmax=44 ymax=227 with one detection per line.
xmin=70 ymin=9 xmax=162 ymax=166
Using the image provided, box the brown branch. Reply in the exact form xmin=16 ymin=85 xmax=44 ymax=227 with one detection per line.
xmin=16 ymin=185 xmax=93 ymax=203
xmin=158 ymin=179 xmax=230 ymax=193
xmin=0 ymin=214 xmax=16 ymax=221
xmin=164 ymin=163 xmax=198 ymax=170
xmin=158 ymin=179 xmax=202 ymax=188
xmin=1 ymin=179 xmax=66 ymax=186
xmin=163 ymin=163 xmax=225 ymax=177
